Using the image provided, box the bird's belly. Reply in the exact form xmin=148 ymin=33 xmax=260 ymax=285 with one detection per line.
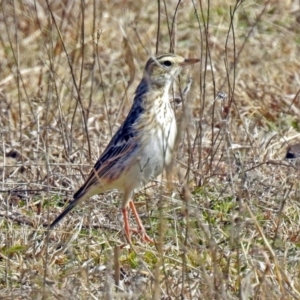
xmin=116 ymin=107 xmax=177 ymax=192
xmin=137 ymin=115 xmax=177 ymax=182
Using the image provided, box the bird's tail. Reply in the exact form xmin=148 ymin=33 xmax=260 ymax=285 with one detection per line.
xmin=49 ymin=187 xmax=89 ymax=229
xmin=49 ymin=198 xmax=79 ymax=229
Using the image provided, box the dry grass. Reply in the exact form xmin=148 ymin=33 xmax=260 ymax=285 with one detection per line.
xmin=1 ymin=0 xmax=300 ymax=299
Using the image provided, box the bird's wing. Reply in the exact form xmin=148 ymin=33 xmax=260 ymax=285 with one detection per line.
xmin=49 ymin=93 xmax=146 ymax=229
xmin=72 ymin=104 xmax=145 ymax=200
xmin=74 ymin=136 xmax=135 ymax=198
xmin=49 ymin=110 xmax=140 ymax=229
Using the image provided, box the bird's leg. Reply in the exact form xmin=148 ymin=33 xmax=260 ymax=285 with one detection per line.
xmin=122 ymin=207 xmax=132 ymax=243
xmin=129 ymin=200 xmax=153 ymax=243
xmin=122 ymin=205 xmax=152 ymax=243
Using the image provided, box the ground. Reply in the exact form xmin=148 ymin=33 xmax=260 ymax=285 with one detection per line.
xmin=1 ymin=0 xmax=300 ymax=299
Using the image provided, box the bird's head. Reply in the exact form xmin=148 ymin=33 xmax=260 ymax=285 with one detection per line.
xmin=144 ymin=53 xmax=199 ymax=87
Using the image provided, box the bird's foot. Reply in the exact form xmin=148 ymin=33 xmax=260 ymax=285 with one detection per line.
xmin=126 ymin=227 xmax=154 ymax=243
xmin=139 ymin=229 xmax=154 ymax=243
xmin=123 ymin=205 xmax=154 ymax=244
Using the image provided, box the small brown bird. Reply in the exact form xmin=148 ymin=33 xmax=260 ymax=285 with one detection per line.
xmin=49 ymin=53 xmax=199 ymax=243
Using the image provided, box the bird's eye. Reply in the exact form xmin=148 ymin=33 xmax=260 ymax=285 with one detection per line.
xmin=162 ymin=60 xmax=172 ymax=67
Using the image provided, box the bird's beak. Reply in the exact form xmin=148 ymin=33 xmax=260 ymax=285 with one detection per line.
xmin=180 ymin=58 xmax=200 ymax=66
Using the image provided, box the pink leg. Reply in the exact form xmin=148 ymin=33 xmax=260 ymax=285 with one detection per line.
xmin=129 ymin=200 xmax=154 ymax=243
xmin=122 ymin=208 xmax=132 ymax=243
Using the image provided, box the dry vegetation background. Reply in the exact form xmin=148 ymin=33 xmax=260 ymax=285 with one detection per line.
xmin=1 ymin=0 xmax=300 ymax=299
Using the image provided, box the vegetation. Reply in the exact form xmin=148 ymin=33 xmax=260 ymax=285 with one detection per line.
xmin=1 ymin=0 xmax=300 ymax=298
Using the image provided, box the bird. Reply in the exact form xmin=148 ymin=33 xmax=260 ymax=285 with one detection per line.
xmin=49 ymin=53 xmax=199 ymax=243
